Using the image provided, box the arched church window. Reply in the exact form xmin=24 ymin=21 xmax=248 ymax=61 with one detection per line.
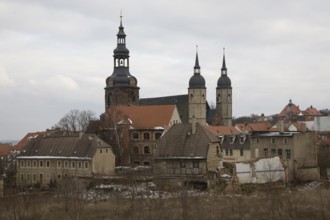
xmin=120 ymin=59 xmax=124 ymax=66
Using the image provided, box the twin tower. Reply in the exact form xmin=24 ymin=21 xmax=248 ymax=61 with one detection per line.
xmin=105 ymin=16 xmax=232 ymax=126
xmin=188 ymin=48 xmax=232 ymax=126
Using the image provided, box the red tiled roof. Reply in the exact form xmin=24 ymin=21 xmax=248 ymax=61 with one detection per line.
xmin=205 ymin=125 xmax=240 ymax=136
xmin=290 ymin=122 xmax=308 ymax=132
xmin=14 ymin=131 xmax=49 ymax=151
xmin=279 ymin=102 xmax=301 ymax=117
xmin=235 ymin=122 xmax=273 ymax=132
xmin=302 ymin=106 xmax=322 ymax=116
xmin=0 ymin=144 xmax=12 ymax=156
xmin=106 ymin=105 xmax=177 ymax=129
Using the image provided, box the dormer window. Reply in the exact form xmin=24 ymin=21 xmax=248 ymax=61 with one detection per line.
xmin=239 ymin=136 xmax=246 ymax=144
xmin=229 ymin=136 xmax=235 ymax=144
xmin=219 ymin=136 xmax=224 ymax=144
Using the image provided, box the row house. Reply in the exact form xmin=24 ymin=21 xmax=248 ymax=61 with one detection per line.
xmin=206 ymin=125 xmax=251 ymax=162
xmin=16 ymin=134 xmax=115 ymax=187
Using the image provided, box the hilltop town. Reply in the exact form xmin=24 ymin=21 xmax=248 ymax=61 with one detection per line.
xmin=1 ymin=16 xmax=330 ymax=220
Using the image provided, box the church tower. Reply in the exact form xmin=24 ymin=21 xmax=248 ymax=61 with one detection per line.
xmin=215 ymin=49 xmax=232 ymax=126
xmin=104 ymin=15 xmax=139 ymax=111
xmin=188 ymin=47 xmax=206 ymax=124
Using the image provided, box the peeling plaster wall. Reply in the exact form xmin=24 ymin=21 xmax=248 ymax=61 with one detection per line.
xmin=235 ymin=156 xmax=285 ymax=184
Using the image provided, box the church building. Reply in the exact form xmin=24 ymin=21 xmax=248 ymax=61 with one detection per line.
xmin=104 ymin=16 xmax=233 ymax=126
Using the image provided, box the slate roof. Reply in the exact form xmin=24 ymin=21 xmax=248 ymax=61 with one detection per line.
xmin=18 ymin=134 xmax=111 ymax=159
xmin=155 ymin=123 xmax=219 ymax=159
xmin=221 ymin=135 xmax=251 ymax=150
xmin=139 ymin=95 xmax=189 ymax=123
xmin=106 ymin=105 xmax=177 ymax=129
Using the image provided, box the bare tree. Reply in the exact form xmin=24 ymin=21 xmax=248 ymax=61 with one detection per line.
xmin=55 ymin=109 xmax=97 ymax=132
xmin=102 ymin=107 xmax=127 ymax=165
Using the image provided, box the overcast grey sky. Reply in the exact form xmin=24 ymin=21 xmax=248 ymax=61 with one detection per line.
xmin=1 ymin=0 xmax=329 ymax=140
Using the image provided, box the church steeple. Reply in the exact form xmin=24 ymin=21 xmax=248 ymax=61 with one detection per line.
xmin=189 ymin=46 xmax=205 ymax=88
xmin=189 ymin=46 xmax=206 ymax=124
xmin=215 ymin=48 xmax=232 ymax=126
xmin=194 ymin=46 xmax=200 ymax=74
xmin=104 ymin=14 xmax=139 ymax=110
xmin=113 ymin=13 xmax=129 ymax=69
xmin=217 ymin=48 xmax=231 ymax=89
xmin=221 ymin=48 xmax=227 ymax=75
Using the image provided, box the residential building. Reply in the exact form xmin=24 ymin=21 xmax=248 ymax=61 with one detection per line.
xmin=278 ymin=99 xmax=322 ymax=122
xmin=16 ymin=134 xmax=115 ymax=186
xmin=98 ymin=104 xmax=181 ymax=166
xmin=206 ymin=125 xmax=251 ymax=162
xmin=154 ymin=122 xmax=221 ymax=187
xmin=250 ymin=131 xmax=319 ymax=181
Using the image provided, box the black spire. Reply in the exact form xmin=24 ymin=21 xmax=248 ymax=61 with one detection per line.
xmin=221 ymin=48 xmax=227 ymax=74
xmin=217 ymin=48 xmax=231 ymax=89
xmin=194 ymin=45 xmax=200 ymax=71
xmin=117 ymin=12 xmax=126 ymax=38
xmin=189 ymin=45 xmax=205 ymax=88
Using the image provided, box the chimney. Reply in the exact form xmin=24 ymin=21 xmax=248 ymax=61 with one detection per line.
xmin=279 ymin=120 xmax=284 ymax=134
xmin=192 ymin=115 xmax=196 ymax=134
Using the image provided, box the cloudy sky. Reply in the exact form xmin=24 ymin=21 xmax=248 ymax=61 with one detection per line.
xmin=1 ymin=0 xmax=329 ymax=140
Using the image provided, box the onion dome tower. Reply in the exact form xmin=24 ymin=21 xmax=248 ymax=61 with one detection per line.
xmin=104 ymin=14 xmax=139 ymax=111
xmin=188 ymin=46 xmax=206 ymax=124
xmin=215 ymin=48 xmax=232 ymax=126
